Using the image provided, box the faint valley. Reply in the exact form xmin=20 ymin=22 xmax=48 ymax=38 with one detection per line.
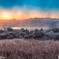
xmin=0 ymin=18 xmax=59 ymax=29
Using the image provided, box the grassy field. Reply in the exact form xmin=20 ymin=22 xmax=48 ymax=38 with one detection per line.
xmin=0 ymin=39 xmax=58 ymax=59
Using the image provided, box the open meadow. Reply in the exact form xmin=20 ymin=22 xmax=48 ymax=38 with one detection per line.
xmin=0 ymin=39 xmax=58 ymax=59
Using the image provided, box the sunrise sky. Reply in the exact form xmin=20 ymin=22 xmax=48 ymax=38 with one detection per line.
xmin=0 ymin=0 xmax=59 ymax=20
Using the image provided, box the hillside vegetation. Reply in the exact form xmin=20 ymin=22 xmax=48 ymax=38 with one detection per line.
xmin=0 ymin=27 xmax=59 ymax=40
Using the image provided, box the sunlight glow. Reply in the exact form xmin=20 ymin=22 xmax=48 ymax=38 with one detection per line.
xmin=2 ymin=13 xmax=11 ymax=20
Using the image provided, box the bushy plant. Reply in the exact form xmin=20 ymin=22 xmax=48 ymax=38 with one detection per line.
xmin=7 ymin=27 xmax=13 ymax=31
xmin=32 ymin=29 xmax=44 ymax=39
xmin=0 ymin=30 xmax=4 ymax=33
xmin=52 ymin=28 xmax=59 ymax=33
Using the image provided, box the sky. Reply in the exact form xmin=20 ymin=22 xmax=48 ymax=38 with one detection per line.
xmin=0 ymin=0 xmax=59 ymax=20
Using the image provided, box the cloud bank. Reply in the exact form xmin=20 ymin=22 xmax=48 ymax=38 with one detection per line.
xmin=0 ymin=6 xmax=59 ymax=20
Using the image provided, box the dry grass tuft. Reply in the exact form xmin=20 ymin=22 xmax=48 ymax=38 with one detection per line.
xmin=0 ymin=39 xmax=58 ymax=59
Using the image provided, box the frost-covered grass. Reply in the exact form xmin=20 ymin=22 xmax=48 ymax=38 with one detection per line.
xmin=0 ymin=39 xmax=58 ymax=59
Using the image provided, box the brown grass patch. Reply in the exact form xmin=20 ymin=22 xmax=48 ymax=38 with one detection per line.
xmin=0 ymin=39 xmax=58 ymax=59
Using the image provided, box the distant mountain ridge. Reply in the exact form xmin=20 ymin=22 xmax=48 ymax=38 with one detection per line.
xmin=0 ymin=18 xmax=59 ymax=29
